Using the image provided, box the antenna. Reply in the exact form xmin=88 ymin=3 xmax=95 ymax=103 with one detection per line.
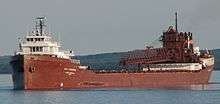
xmin=18 ymin=37 xmax=22 ymax=51
xmin=175 ymin=12 xmax=178 ymax=32
xmin=58 ymin=32 xmax=61 ymax=46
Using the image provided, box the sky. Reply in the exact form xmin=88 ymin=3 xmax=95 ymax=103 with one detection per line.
xmin=0 ymin=0 xmax=219 ymax=55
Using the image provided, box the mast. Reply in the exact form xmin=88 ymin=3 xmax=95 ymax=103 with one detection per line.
xmin=175 ymin=12 xmax=178 ymax=32
xmin=36 ymin=17 xmax=46 ymax=36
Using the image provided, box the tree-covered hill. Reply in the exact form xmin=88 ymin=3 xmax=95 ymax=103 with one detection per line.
xmin=0 ymin=49 xmax=220 ymax=74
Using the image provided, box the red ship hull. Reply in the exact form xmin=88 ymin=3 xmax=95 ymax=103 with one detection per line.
xmin=10 ymin=54 xmax=213 ymax=90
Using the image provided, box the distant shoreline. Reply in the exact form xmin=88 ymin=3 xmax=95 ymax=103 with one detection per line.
xmin=1 ymin=49 xmax=220 ymax=74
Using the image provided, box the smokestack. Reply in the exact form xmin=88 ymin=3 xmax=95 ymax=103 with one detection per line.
xmin=175 ymin=12 xmax=178 ymax=32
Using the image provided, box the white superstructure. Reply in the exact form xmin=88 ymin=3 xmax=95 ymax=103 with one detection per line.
xmin=143 ymin=63 xmax=203 ymax=71
xmin=16 ymin=17 xmax=73 ymax=59
xmin=143 ymin=57 xmax=214 ymax=71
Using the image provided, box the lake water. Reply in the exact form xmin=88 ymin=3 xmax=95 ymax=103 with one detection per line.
xmin=0 ymin=71 xmax=220 ymax=104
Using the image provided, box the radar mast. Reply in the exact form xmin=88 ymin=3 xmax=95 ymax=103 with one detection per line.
xmin=35 ymin=17 xmax=46 ymax=36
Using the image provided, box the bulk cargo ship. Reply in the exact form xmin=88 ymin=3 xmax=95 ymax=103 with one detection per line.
xmin=10 ymin=13 xmax=214 ymax=90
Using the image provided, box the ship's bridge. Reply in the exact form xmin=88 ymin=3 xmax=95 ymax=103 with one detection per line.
xmin=16 ymin=17 xmax=74 ymax=59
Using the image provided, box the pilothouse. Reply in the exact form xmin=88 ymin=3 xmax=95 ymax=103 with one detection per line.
xmin=17 ymin=17 xmax=73 ymax=59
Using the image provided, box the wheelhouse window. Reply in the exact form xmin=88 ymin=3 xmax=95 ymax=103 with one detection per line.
xmin=39 ymin=47 xmax=43 ymax=52
xmin=30 ymin=38 xmax=45 ymax=42
xmin=30 ymin=47 xmax=32 ymax=52
xmin=33 ymin=47 xmax=36 ymax=52
xmin=30 ymin=47 xmax=43 ymax=52
xmin=36 ymin=47 xmax=39 ymax=51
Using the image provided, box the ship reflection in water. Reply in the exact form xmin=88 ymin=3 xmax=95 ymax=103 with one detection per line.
xmin=0 ymin=71 xmax=220 ymax=104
